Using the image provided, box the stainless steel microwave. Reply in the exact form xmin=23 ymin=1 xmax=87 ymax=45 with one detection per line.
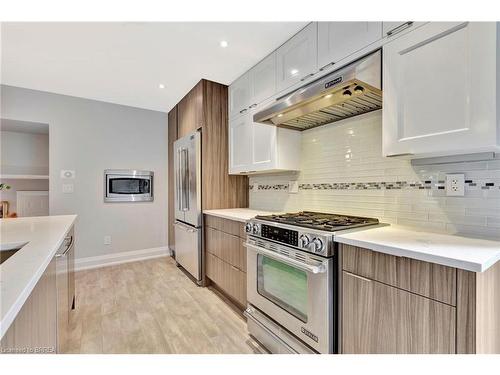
xmin=104 ymin=169 xmax=154 ymax=202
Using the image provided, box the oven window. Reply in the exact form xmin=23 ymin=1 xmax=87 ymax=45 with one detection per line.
xmin=109 ymin=178 xmax=150 ymax=194
xmin=257 ymin=255 xmax=308 ymax=322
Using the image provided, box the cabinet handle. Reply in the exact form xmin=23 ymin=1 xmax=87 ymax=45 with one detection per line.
xmin=239 ymin=108 xmax=248 ymax=114
xmin=319 ymin=61 xmax=335 ymax=71
xmin=386 ymin=21 xmax=414 ymax=36
xmin=344 ymin=271 xmax=372 ymax=283
xmin=386 ymin=153 xmax=414 ymax=158
xmin=300 ymin=73 xmax=315 ymax=82
xmin=249 ymin=103 xmax=257 ymax=109
xmin=230 ymin=265 xmax=239 ymax=272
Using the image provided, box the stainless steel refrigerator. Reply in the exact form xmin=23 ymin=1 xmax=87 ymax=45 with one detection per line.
xmin=174 ymin=130 xmax=202 ymax=283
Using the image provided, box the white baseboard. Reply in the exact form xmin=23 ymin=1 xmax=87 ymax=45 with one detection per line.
xmin=75 ymin=246 xmax=170 ymax=271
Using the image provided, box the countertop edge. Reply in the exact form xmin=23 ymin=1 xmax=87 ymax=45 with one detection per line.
xmin=0 ymin=215 xmax=77 ymax=340
xmin=203 ymin=211 xmax=248 ymax=223
xmin=335 ymin=235 xmax=490 ymax=273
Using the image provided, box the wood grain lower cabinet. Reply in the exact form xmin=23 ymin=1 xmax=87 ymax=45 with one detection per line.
xmin=204 ymin=215 xmax=247 ymax=309
xmin=342 ymin=244 xmax=456 ymax=305
xmin=0 ymin=258 xmax=57 ymax=354
xmin=206 ymin=252 xmax=246 ymax=307
xmin=342 ymin=271 xmax=456 ymax=354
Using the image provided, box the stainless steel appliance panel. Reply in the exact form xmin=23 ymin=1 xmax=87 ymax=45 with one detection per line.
xmin=104 ymin=169 xmax=154 ymax=202
xmin=174 ymin=221 xmax=202 ymax=282
xmin=245 ymin=237 xmax=334 ymax=353
xmin=173 ymin=131 xmax=201 ymax=227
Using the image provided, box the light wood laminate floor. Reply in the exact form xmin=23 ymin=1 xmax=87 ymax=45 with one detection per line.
xmin=66 ymin=256 xmax=265 ymax=354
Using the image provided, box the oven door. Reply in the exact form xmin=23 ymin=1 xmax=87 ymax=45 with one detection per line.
xmin=105 ymin=171 xmax=153 ymax=202
xmin=245 ymin=238 xmax=333 ymax=353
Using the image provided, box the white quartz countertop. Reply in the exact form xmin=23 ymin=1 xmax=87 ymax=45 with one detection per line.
xmin=0 ymin=215 xmax=77 ymax=339
xmin=335 ymin=225 xmax=500 ymax=272
xmin=203 ymin=208 xmax=278 ymax=223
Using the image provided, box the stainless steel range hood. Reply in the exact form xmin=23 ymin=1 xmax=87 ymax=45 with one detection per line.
xmin=254 ymin=50 xmax=382 ymax=130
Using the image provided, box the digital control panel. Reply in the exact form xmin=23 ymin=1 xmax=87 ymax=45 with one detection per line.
xmin=261 ymin=224 xmax=298 ymax=247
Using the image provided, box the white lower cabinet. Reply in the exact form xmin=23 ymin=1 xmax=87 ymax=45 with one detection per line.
xmin=383 ymin=22 xmax=500 ymax=158
xmin=229 ymin=104 xmax=301 ymax=175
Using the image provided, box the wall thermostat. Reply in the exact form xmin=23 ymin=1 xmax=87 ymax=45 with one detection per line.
xmin=60 ymin=170 xmax=76 ymax=179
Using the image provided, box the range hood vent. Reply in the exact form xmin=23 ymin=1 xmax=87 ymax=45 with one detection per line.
xmin=254 ymin=50 xmax=382 ymax=131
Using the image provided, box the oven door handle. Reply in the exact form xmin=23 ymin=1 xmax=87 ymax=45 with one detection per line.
xmin=243 ymin=242 xmax=327 ymax=274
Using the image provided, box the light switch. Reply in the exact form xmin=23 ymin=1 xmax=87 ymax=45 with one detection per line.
xmin=62 ymin=184 xmax=74 ymax=193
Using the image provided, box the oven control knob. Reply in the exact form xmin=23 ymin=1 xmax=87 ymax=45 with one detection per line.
xmin=245 ymin=223 xmax=253 ymax=233
xmin=299 ymin=234 xmax=311 ymax=248
xmin=312 ymin=238 xmax=324 ymax=253
xmin=252 ymin=224 xmax=260 ymax=234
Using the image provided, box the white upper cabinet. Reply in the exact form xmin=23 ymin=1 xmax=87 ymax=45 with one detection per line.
xmin=318 ymin=22 xmax=382 ymax=71
xmin=276 ymin=23 xmax=318 ymax=92
xmin=248 ymin=52 xmax=277 ymax=108
xmin=229 ymin=113 xmax=253 ymax=173
xmin=229 ymin=53 xmax=277 ymax=119
xmin=383 ymin=22 xmax=499 ymax=158
xmin=229 ymin=73 xmax=250 ymax=119
xmin=229 ymin=101 xmax=301 ymax=175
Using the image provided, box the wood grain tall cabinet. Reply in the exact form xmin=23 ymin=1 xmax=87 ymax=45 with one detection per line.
xmin=167 ymin=79 xmax=249 ymax=254
xmin=167 ymin=107 xmax=178 ymax=253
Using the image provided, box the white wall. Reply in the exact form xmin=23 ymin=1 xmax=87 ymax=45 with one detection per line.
xmin=1 ymin=85 xmax=169 ymax=259
xmin=0 ymin=130 xmax=49 ymax=175
xmin=249 ymin=110 xmax=500 ymax=240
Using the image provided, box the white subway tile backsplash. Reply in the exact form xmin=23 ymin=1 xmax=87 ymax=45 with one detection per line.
xmin=249 ymin=111 xmax=500 ymax=240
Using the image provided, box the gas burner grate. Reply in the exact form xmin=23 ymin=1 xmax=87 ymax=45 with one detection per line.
xmin=255 ymin=211 xmax=379 ymax=232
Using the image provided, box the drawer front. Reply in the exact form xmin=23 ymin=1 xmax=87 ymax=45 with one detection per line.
xmin=206 ymin=252 xmax=247 ymax=307
xmin=342 ymin=244 xmax=456 ymax=305
xmin=205 ymin=227 xmax=246 ymax=271
xmin=204 ymin=215 xmax=245 ymax=238
xmin=342 ymin=271 xmax=456 ymax=354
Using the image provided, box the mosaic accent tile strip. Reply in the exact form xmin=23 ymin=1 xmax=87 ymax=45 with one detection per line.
xmin=249 ymin=180 xmax=498 ymax=191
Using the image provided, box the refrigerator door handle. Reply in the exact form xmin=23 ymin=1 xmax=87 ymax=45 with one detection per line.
xmin=177 ymin=148 xmax=183 ymax=211
xmin=183 ymin=148 xmax=190 ymax=211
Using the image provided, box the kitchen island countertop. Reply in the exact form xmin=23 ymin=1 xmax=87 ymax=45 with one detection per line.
xmin=0 ymin=215 xmax=77 ymax=340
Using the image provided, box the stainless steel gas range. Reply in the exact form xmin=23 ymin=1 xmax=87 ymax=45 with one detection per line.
xmin=243 ymin=211 xmax=379 ymax=354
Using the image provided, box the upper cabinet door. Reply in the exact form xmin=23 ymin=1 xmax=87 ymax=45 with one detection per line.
xmin=383 ymin=22 xmax=498 ymax=157
xmin=276 ymin=23 xmax=318 ymax=92
xmin=318 ymin=22 xmax=382 ymax=70
xmin=229 ymin=113 xmax=253 ymax=173
xmin=229 ymin=73 xmax=250 ymax=119
xmin=249 ymin=52 xmax=277 ymax=107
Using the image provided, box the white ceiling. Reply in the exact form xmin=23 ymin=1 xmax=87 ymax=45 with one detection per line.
xmin=1 ymin=22 xmax=307 ymax=113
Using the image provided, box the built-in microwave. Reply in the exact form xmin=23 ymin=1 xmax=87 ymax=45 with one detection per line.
xmin=104 ymin=169 xmax=153 ymax=202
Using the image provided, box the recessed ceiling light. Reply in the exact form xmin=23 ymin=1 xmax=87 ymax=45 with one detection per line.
xmin=158 ymin=83 xmax=165 ymax=89
xmin=220 ymin=40 xmax=228 ymax=48
xmin=324 ymin=94 xmax=333 ymax=99
xmin=290 ymin=69 xmax=299 ymax=76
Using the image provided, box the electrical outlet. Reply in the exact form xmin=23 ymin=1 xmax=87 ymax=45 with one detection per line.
xmin=104 ymin=236 xmax=112 ymax=245
xmin=289 ymin=181 xmax=299 ymax=194
xmin=62 ymin=183 xmax=74 ymax=193
xmin=446 ymin=174 xmax=465 ymax=196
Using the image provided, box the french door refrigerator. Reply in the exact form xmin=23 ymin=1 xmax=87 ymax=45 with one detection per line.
xmin=174 ymin=130 xmax=202 ymax=283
